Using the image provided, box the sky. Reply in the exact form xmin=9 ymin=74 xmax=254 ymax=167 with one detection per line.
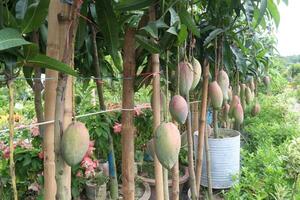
xmin=276 ymin=0 xmax=300 ymax=56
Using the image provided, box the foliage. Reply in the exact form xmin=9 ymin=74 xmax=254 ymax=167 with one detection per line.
xmin=225 ymin=82 xmax=300 ymax=199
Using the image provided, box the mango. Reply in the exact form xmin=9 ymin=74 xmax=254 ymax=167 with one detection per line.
xmin=251 ymin=103 xmax=261 ymax=116
xmin=154 ymin=122 xmax=181 ymax=170
xmin=233 ymin=103 xmax=244 ymax=125
xmin=61 ymin=122 xmax=90 ymax=166
xmin=209 ymin=81 xmax=223 ymax=110
xmin=179 ymin=61 xmax=193 ymax=96
xmin=190 ymin=58 xmax=202 ymax=90
xmin=217 ymin=70 xmax=229 ymax=101
xmin=169 ymin=95 xmax=188 ymax=124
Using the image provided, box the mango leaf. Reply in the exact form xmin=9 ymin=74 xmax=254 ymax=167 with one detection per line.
xmin=76 ymin=0 xmax=88 ymax=50
xmin=204 ymin=28 xmax=224 ymax=46
xmin=23 ymin=43 xmax=39 ymax=59
xmin=135 ymin=35 xmax=160 ymax=53
xmin=23 ymin=67 xmax=34 ymax=88
xmin=0 ymin=7 xmax=18 ymax=28
xmin=0 ymin=28 xmax=31 ymax=51
xmin=96 ymin=0 xmax=122 ymax=71
xmin=17 ymin=54 xmax=78 ymax=76
xmin=267 ymin=0 xmax=280 ymax=27
xmin=177 ymin=24 xmax=188 ymax=45
xmin=178 ymin=9 xmax=200 ymax=37
xmin=169 ymin=8 xmax=180 ymax=26
xmin=254 ymin=0 xmax=267 ymax=27
xmin=15 ymin=0 xmax=30 ymax=20
xmin=21 ymin=0 xmax=50 ymax=34
xmin=141 ymin=18 xmax=169 ymax=39
xmin=115 ymin=0 xmax=155 ymax=11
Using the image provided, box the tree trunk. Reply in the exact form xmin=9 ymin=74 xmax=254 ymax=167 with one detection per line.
xmin=149 ymin=5 xmax=164 ymax=200
xmin=90 ymin=23 xmax=106 ymax=110
xmin=8 ymin=80 xmax=18 ymax=200
xmin=54 ymin=3 xmax=79 ymax=199
xmin=191 ymin=101 xmax=199 ymax=134
xmin=32 ymin=31 xmax=45 ymax=136
xmin=195 ymin=60 xmax=209 ymax=193
xmin=186 ymin=94 xmax=198 ymax=200
xmin=171 ymin=161 xmax=179 ymax=200
xmin=121 ymin=27 xmax=136 ymax=199
xmin=43 ymin=0 xmax=62 ymax=198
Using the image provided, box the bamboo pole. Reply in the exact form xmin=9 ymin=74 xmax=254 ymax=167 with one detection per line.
xmin=43 ymin=0 xmax=61 ymax=198
xmin=8 ymin=80 xmax=18 ymax=200
xmin=149 ymin=5 xmax=164 ymax=200
xmin=121 ymin=27 xmax=136 ymax=199
xmin=186 ymin=93 xmax=198 ymax=200
xmin=195 ymin=60 xmax=209 ymax=194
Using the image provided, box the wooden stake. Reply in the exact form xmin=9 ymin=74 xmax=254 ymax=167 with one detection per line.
xmin=149 ymin=5 xmax=164 ymax=200
xmin=8 ymin=80 xmax=18 ymax=200
xmin=195 ymin=60 xmax=209 ymax=194
xmin=204 ymin=122 xmax=213 ymax=200
xmin=186 ymin=93 xmax=198 ymax=200
xmin=171 ymin=161 xmax=179 ymax=200
xmin=121 ymin=27 xmax=136 ymax=199
xmin=44 ymin=0 xmax=61 ymax=198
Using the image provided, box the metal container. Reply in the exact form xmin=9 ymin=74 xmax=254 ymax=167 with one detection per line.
xmin=194 ymin=128 xmax=240 ymax=189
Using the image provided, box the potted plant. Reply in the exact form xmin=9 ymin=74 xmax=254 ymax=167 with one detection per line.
xmin=85 ymin=171 xmax=109 ymax=200
xmin=137 ymin=161 xmax=189 ymax=200
xmin=117 ymin=178 xmax=151 ymax=200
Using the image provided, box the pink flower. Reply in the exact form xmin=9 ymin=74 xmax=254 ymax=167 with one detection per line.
xmin=134 ymin=106 xmax=143 ymax=116
xmin=18 ymin=140 xmax=32 ymax=149
xmin=3 ymin=147 xmax=10 ymax=159
xmin=38 ymin=151 xmax=44 ymax=160
xmin=0 ymin=141 xmax=5 ymax=151
xmin=113 ymin=123 xmax=122 ymax=134
xmin=30 ymin=126 xmax=40 ymax=137
xmin=85 ymin=141 xmax=95 ymax=157
xmin=81 ymin=157 xmax=95 ymax=169
xmin=85 ymin=166 xmax=95 ymax=178
xmin=76 ymin=171 xmax=83 ymax=177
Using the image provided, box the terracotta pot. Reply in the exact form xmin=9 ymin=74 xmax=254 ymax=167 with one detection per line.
xmin=138 ymin=167 xmax=189 ymax=200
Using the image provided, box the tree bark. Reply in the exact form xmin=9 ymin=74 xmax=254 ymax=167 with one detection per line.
xmin=121 ymin=27 xmax=136 ymax=199
xmin=43 ymin=0 xmax=61 ymax=198
xmin=8 ymin=80 xmax=18 ymax=200
xmin=171 ymin=161 xmax=179 ymax=200
xmin=149 ymin=5 xmax=164 ymax=200
xmin=186 ymin=94 xmax=198 ymax=200
xmin=90 ymin=23 xmax=106 ymax=110
xmin=54 ymin=2 xmax=79 ymax=199
xmin=195 ymin=60 xmax=209 ymax=194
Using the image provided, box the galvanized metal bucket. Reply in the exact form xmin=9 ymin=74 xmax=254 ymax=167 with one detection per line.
xmin=194 ymin=128 xmax=240 ymax=189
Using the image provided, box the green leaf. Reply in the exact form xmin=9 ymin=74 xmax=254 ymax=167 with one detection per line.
xmin=178 ymin=9 xmax=200 ymax=37
xmin=96 ymin=0 xmax=122 ymax=71
xmin=267 ymin=0 xmax=280 ymax=27
xmin=204 ymin=28 xmax=224 ymax=46
xmin=15 ymin=0 xmax=30 ymax=20
xmin=169 ymin=8 xmax=180 ymax=26
xmin=23 ymin=67 xmax=34 ymax=88
xmin=76 ymin=0 xmax=88 ymax=50
xmin=0 ymin=28 xmax=31 ymax=51
xmin=18 ymin=54 xmax=78 ymax=76
xmin=23 ymin=43 xmax=39 ymax=59
xmin=255 ymin=0 xmax=267 ymax=27
xmin=21 ymin=0 xmax=50 ymax=34
xmin=115 ymin=0 xmax=155 ymax=11
xmin=135 ymin=35 xmax=160 ymax=53
xmin=177 ymin=24 xmax=188 ymax=45
xmin=1 ymin=6 xmax=18 ymax=27
xmin=141 ymin=18 xmax=169 ymax=39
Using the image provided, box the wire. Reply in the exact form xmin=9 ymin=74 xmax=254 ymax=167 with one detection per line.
xmin=0 ymin=105 xmax=152 ymax=134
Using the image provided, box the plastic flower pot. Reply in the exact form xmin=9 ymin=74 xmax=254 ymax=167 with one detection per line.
xmin=85 ymin=181 xmax=107 ymax=200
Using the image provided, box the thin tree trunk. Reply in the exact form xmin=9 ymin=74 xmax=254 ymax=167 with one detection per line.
xmin=121 ymin=27 xmax=136 ymax=199
xmin=149 ymin=5 xmax=164 ymax=200
xmin=54 ymin=3 xmax=79 ymax=199
xmin=8 ymin=80 xmax=18 ymax=200
xmin=204 ymin=121 xmax=213 ymax=200
xmin=191 ymin=101 xmax=199 ymax=134
xmin=90 ymin=23 xmax=106 ymax=110
xmin=163 ymin=168 xmax=169 ymax=200
xmin=195 ymin=60 xmax=209 ymax=194
xmin=32 ymin=31 xmax=45 ymax=136
xmin=171 ymin=161 xmax=179 ymax=200
xmin=186 ymin=94 xmax=198 ymax=200
xmin=44 ymin=0 xmax=62 ymax=198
